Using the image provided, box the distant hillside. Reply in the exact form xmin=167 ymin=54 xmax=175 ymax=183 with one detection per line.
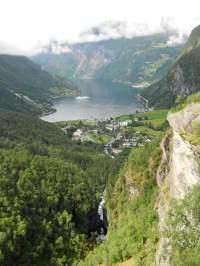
xmin=141 ymin=25 xmax=200 ymax=108
xmin=32 ymin=33 xmax=184 ymax=86
xmin=0 ymin=55 xmax=79 ymax=114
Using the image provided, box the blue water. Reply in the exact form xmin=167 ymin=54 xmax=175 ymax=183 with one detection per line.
xmin=41 ymin=80 xmax=143 ymax=122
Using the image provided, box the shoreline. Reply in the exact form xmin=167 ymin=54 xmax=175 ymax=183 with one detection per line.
xmin=132 ymin=83 xmax=150 ymax=89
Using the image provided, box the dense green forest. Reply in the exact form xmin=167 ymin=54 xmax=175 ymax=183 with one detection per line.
xmin=78 ymin=138 xmax=163 ymax=265
xmin=0 ymin=108 xmax=129 ymax=265
xmin=0 ymin=104 xmax=167 ymax=265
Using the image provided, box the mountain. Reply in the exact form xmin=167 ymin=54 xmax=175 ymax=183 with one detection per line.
xmin=141 ymin=25 xmax=200 ymax=108
xmin=32 ymin=33 xmax=184 ymax=86
xmin=79 ymin=93 xmax=200 ymax=266
xmin=0 ymin=55 xmax=79 ymax=114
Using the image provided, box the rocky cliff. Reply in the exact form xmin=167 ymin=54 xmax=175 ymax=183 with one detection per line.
xmin=155 ymin=103 xmax=200 ymax=265
xmin=142 ymin=25 xmax=200 ymax=108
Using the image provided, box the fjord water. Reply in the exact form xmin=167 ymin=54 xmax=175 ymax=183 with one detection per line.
xmin=41 ymin=80 xmax=143 ymax=122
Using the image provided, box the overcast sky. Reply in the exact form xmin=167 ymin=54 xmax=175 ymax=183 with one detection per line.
xmin=1 ymin=0 xmax=200 ymax=55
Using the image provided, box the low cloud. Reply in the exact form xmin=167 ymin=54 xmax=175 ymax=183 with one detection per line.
xmin=39 ymin=19 xmax=189 ymax=55
xmin=0 ymin=40 xmax=48 ymax=56
xmin=78 ymin=21 xmax=160 ymax=43
xmin=0 ymin=19 xmax=190 ymax=56
xmin=73 ymin=19 xmax=188 ymax=46
xmin=0 ymin=39 xmax=72 ymax=56
xmin=167 ymin=34 xmax=188 ymax=45
xmin=49 ymin=41 xmax=71 ymax=54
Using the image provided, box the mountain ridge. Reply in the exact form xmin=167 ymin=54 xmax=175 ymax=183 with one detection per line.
xmin=0 ymin=54 xmax=79 ymax=114
xmin=141 ymin=25 xmax=200 ymax=108
xmin=32 ymin=33 xmax=184 ymax=86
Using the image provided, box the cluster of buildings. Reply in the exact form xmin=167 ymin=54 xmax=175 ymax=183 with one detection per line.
xmin=66 ymin=117 xmax=155 ymax=157
xmin=106 ymin=120 xmax=132 ymax=131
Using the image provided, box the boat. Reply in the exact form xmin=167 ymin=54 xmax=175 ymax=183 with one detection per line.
xmin=75 ymin=96 xmax=90 ymax=100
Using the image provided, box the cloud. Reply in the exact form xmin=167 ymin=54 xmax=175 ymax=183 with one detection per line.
xmin=167 ymin=34 xmax=188 ymax=45
xmin=49 ymin=41 xmax=72 ymax=54
xmin=0 ymin=18 xmax=189 ymax=56
xmin=78 ymin=21 xmax=161 ymax=43
xmin=0 ymin=0 xmax=200 ymax=55
xmin=39 ymin=19 xmax=188 ymax=54
xmin=0 ymin=40 xmax=49 ymax=56
xmin=73 ymin=18 xmax=188 ymax=46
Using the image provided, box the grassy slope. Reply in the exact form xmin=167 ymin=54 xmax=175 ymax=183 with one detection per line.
xmin=0 ymin=55 xmax=79 ymax=114
xmin=116 ymin=110 xmax=168 ymax=131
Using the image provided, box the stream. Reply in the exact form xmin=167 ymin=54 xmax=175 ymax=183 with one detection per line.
xmin=96 ymin=188 xmax=107 ymax=241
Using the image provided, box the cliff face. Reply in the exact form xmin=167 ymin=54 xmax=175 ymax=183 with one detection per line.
xmin=155 ymin=103 xmax=200 ymax=265
xmin=167 ymin=64 xmax=197 ymax=99
xmin=142 ymin=25 xmax=200 ymax=108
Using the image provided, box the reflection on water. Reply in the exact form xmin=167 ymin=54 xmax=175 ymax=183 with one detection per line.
xmin=41 ymin=80 xmax=142 ymax=122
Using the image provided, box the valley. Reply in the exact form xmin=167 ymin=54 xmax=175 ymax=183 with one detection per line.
xmin=0 ymin=22 xmax=200 ymax=266
xmin=40 ymin=79 xmax=143 ymax=122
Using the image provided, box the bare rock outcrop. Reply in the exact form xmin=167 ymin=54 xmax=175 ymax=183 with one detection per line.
xmin=155 ymin=103 xmax=200 ymax=265
xmin=167 ymin=103 xmax=200 ymax=199
xmin=169 ymin=65 xmax=197 ymax=98
xmin=167 ymin=131 xmax=199 ymax=199
xmin=168 ymin=103 xmax=200 ymax=134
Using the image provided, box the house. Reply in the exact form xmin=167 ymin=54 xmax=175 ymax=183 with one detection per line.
xmin=122 ymin=142 xmax=131 ymax=148
xmin=106 ymin=123 xmax=119 ymax=131
xmin=73 ymin=129 xmax=83 ymax=139
xmin=118 ymin=120 xmax=132 ymax=127
xmin=112 ymin=149 xmax=123 ymax=156
xmin=116 ymin=133 xmax=122 ymax=140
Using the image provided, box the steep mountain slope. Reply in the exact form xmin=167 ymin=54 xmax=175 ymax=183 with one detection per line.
xmin=0 ymin=107 xmax=115 ymax=265
xmin=155 ymin=100 xmax=200 ymax=265
xmin=78 ymin=93 xmax=200 ymax=266
xmin=32 ymin=34 xmax=184 ymax=86
xmin=0 ymin=55 xmax=79 ymax=114
xmin=141 ymin=25 xmax=200 ymax=108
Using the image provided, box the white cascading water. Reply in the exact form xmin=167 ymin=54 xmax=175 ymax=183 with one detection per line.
xmin=96 ymin=188 xmax=106 ymax=241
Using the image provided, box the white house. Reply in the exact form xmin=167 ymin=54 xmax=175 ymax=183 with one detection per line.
xmin=73 ymin=129 xmax=83 ymax=139
xmin=118 ymin=120 xmax=132 ymax=127
xmin=106 ymin=123 xmax=119 ymax=131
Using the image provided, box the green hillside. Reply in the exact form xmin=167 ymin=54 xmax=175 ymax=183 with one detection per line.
xmin=141 ymin=25 xmax=200 ymax=108
xmin=0 ymin=55 xmax=79 ymax=114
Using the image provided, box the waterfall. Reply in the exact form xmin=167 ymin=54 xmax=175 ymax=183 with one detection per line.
xmin=96 ymin=188 xmax=106 ymax=241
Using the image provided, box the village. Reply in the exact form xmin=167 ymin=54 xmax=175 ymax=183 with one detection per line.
xmin=61 ymin=109 xmax=168 ymax=157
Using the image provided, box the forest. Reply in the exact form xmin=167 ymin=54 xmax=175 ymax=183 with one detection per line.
xmin=0 ymin=108 xmax=129 ymax=265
